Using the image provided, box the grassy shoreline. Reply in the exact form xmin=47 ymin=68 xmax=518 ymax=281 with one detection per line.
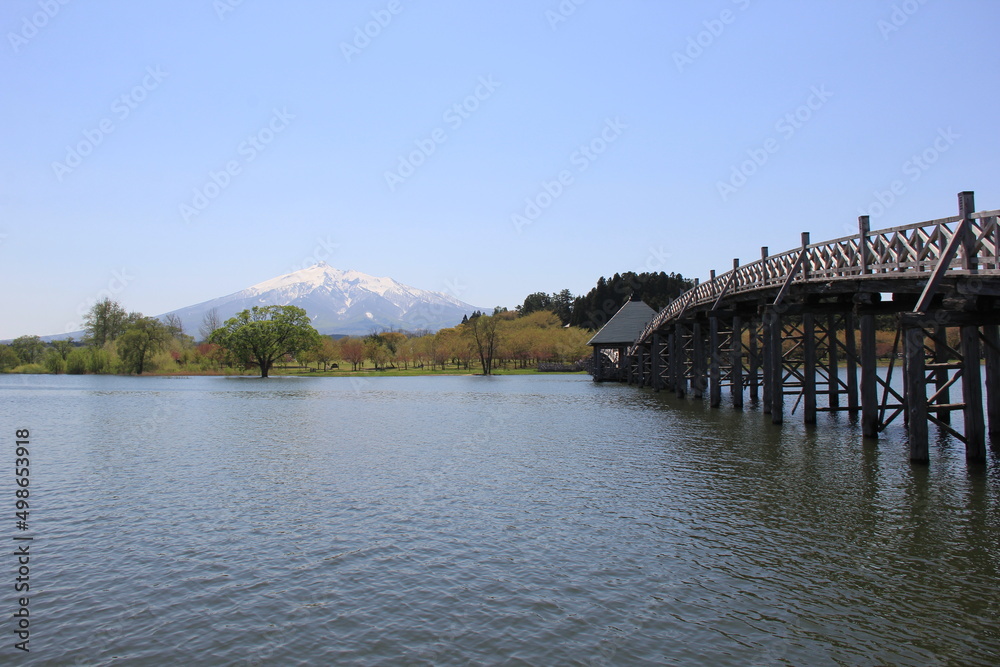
xmin=2 ymin=366 xmax=588 ymax=378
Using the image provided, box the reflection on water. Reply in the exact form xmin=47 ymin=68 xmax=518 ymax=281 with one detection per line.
xmin=1 ymin=374 xmax=998 ymax=665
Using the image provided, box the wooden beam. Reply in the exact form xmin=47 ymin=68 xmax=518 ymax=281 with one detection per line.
xmin=860 ymin=312 xmax=879 ymax=439
xmin=904 ymin=327 xmax=929 ymax=463
xmin=772 ymin=237 xmax=810 ymax=307
xmin=709 ymin=316 xmax=721 ymax=407
xmin=983 ymin=324 xmax=1000 ymax=449
xmin=803 ymin=312 xmax=817 ymax=424
xmin=768 ymin=310 xmax=784 ymax=424
xmin=845 ymin=311 xmax=859 ymax=412
xmin=914 ymin=218 xmax=970 ymax=314
xmin=960 ymin=325 xmax=986 ymax=462
xmin=732 ymin=315 xmax=744 ymax=409
xmin=692 ymin=322 xmax=705 ymax=399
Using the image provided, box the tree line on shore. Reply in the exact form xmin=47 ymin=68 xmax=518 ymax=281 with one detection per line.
xmin=0 ymin=299 xmax=593 ymax=377
xmin=0 ymin=269 xmax=916 ymax=376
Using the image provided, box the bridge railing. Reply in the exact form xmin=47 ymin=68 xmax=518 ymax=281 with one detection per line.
xmin=629 ymin=200 xmax=1000 ymax=355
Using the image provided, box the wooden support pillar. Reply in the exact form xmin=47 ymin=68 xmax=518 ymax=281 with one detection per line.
xmin=844 ymin=311 xmax=859 ymax=412
xmin=827 ymin=314 xmax=840 ymax=410
xmin=674 ymin=324 xmax=687 ymax=398
xmin=665 ymin=331 xmax=675 ymax=391
xmin=762 ymin=314 xmax=772 ymax=414
xmin=960 ymin=325 xmax=986 ymax=462
xmin=732 ymin=315 xmax=744 ymax=409
xmin=860 ymin=312 xmax=879 ymax=439
xmin=904 ymin=327 xmax=929 ymax=463
xmin=932 ymin=326 xmax=951 ymax=424
xmin=767 ymin=309 xmax=783 ymax=424
xmin=709 ymin=315 xmax=722 ymax=408
xmin=803 ymin=312 xmax=817 ymax=425
xmin=592 ymin=347 xmax=602 ymax=381
xmin=692 ymin=322 xmax=705 ymax=399
xmin=983 ymin=324 xmax=1000 ymax=449
xmin=749 ymin=318 xmax=760 ymax=403
xmin=651 ymin=334 xmax=663 ymax=392
xmin=858 ymin=216 xmax=877 ymax=435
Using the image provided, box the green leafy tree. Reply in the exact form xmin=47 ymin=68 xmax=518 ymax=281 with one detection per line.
xmin=65 ymin=348 xmax=88 ymax=374
xmin=42 ymin=349 xmax=65 ymax=373
xmin=464 ymin=313 xmax=503 ymax=375
xmin=517 ymin=292 xmax=552 ymax=316
xmin=117 ymin=317 xmax=168 ymax=374
xmin=50 ymin=338 xmax=75 ymax=360
xmin=11 ymin=336 xmax=45 ymax=365
xmin=0 ymin=345 xmax=20 ymax=371
xmin=313 ymin=337 xmax=340 ymax=371
xmin=551 ymin=289 xmax=574 ymax=325
xmin=340 ymin=337 xmax=366 ymax=371
xmin=84 ymin=298 xmax=130 ymax=346
xmin=209 ymin=305 xmax=319 ymax=378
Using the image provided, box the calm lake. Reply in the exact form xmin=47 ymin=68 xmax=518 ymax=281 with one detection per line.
xmin=1 ymin=373 xmax=998 ymax=665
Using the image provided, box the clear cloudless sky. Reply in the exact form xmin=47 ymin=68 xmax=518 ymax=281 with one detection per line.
xmin=2 ymin=0 xmax=999 ymax=339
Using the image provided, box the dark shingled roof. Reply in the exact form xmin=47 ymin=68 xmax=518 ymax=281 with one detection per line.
xmin=587 ymin=299 xmax=657 ymax=346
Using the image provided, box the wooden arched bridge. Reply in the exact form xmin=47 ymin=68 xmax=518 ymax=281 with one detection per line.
xmin=591 ymin=191 xmax=1000 ymax=464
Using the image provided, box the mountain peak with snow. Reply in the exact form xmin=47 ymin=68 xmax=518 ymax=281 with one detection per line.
xmin=161 ymin=263 xmax=483 ymax=336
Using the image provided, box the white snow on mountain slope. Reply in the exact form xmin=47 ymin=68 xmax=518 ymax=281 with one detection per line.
xmin=159 ymin=262 xmax=484 ymax=337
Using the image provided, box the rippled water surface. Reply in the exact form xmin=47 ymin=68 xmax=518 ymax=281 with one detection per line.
xmin=1 ymin=373 xmax=999 ymax=665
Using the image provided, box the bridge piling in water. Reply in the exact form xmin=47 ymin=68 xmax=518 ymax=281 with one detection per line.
xmin=594 ymin=191 xmax=1000 ymax=465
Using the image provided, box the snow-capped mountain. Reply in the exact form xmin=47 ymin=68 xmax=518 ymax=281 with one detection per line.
xmin=162 ymin=262 xmax=484 ymax=336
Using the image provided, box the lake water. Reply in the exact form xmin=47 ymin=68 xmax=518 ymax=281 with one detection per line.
xmin=1 ymin=373 xmax=998 ymax=665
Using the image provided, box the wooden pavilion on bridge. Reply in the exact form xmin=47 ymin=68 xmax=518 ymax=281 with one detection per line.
xmin=588 ymin=296 xmax=656 ymax=382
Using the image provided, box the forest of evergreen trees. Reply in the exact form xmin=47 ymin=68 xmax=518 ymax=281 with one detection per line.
xmin=568 ymin=271 xmax=694 ymax=330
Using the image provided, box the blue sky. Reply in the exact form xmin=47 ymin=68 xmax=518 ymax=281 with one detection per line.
xmin=2 ymin=0 xmax=999 ymax=339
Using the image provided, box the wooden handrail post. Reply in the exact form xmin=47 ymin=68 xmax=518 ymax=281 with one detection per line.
xmin=859 ymin=215 xmax=871 ymax=275
xmin=959 ymin=191 xmax=977 ymax=272
xmin=801 ymin=232 xmax=810 ymax=280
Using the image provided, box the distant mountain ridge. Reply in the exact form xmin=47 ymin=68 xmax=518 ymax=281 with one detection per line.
xmin=161 ymin=262 xmax=483 ymax=337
